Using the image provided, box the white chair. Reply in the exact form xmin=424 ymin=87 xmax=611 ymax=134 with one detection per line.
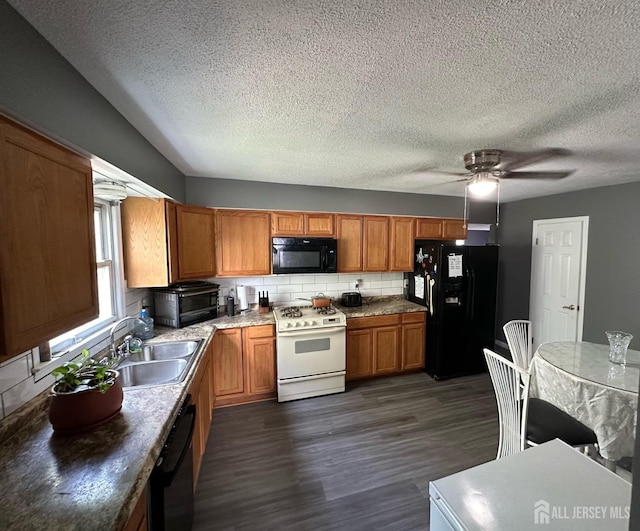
xmin=483 ymin=348 xmax=598 ymax=460
xmin=503 ymin=319 xmax=533 ymax=370
xmin=483 ymin=348 xmax=529 ymax=458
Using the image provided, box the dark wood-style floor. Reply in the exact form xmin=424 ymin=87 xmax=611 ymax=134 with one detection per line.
xmin=193 ymin=372 xmax=499 ymax=530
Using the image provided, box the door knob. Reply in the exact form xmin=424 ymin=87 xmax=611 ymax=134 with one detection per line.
xmin=562 ymin=304 xmax=576 ymax=310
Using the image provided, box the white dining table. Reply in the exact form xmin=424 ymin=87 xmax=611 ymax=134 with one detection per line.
xmin=529 ymin=341 xmax=639 ymax=467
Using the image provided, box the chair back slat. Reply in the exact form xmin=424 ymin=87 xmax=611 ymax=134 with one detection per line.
xmin=483 ymin=348 xmax=530 ymax=459
xmin=503 ymin=320 xmax=533 ymax=370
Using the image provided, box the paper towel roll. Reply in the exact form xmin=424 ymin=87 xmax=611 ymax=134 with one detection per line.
xmin=237 ymin=285 xmax=249 ymax=311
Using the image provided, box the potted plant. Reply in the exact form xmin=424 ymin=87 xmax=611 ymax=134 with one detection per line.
xmin=49 ymin=349 xmax=123 ymax=434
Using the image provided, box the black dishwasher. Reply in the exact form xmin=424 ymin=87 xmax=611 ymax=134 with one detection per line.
xmin=149 ymin=396 xmax=196 ymax=531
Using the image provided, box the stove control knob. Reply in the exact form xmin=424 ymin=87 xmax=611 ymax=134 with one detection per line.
xmin=295 ymin=321 xmax=302 ymax=327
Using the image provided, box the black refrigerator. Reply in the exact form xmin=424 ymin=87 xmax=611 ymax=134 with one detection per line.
xmin=405 ymin=242 xmax=499 ymax=380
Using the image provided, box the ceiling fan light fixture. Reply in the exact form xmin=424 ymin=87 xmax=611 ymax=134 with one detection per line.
xmin=467 ymin=172 xmax=499 ymax=197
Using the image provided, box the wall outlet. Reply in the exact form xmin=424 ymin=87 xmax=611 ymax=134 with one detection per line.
xmin=355 ymin=279 xmax=363 ymax=289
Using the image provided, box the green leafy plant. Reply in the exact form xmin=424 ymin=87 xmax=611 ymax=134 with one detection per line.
xmin=51 ymin=349 xmax=119 ymax=394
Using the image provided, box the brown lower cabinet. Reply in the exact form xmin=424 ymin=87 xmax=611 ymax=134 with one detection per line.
xmin=401 ymin=313 xmax=427 ymax=369
xmin=123 ymin=489 xmax=147 ymax=531
xmin=189 ymin=341 xmax=215 ymax=490
xmin=346 ymin=312 xmax=426 ymax=381
xmin=214 ymin=325 xmax=276 ymax=407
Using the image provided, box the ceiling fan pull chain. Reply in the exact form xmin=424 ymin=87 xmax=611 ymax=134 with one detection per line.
xmin=463 ymin=185 xmax=468 ymax=228
xmin=496 ymin=180 xmax=500 ymax=227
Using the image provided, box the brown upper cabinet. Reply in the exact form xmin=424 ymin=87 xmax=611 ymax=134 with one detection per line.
xmin=271 ymin=211 xmax=303 ymax=235
xmin=415 ymin=217 xmax=468 ymax=240
xmin=305 ymin=212 xmax=335 ymax=236
xmin=442 ymin=218 xmax=468 ymax=240
xmin=175 ymin=204 xmax=217 ymax=280
xmin=415 ymin=217 xmax=443 ymax=239
xmin=216 ymin=210 xmax=271 ymax=276
xmin=389 ymin=217 xmax=415 ymax=271
xmin=363 ymin=216 xmax=389 ymax=272
xmin=0 ymin=116 xmax=98 ymax=360
xmin=271 ymin=211 xmax=334 ymax=237
xmin=337 ymin=214 xmax=419 ymax=273
xmin=121 ymin=198 xmax=216 ymax=287
xmin=336 ymin=214 xmax=363 ymax=272
xmin=122 ymin=197 xmax=178 ymax=287
xmin=337 ymin=214 xmax=469 ymax=273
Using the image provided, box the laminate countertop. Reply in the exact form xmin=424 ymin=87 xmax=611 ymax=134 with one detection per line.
xmin=333 ymin=296 xmax=426 ymax=318
xmin=0 ymin=321 xmax=217 ymax=531
xmin=214 ymin=297 xmax=426 ymax=325
xmin=0 ymin=297 xmax=423 ymax=530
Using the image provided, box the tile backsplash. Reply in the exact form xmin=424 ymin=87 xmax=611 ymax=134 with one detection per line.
xmin=209 ymin=272 xmax=406 ymax=308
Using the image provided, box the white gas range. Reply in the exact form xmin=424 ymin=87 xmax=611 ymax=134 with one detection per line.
xmin=273 ymin=305 xmax=347 ymax=402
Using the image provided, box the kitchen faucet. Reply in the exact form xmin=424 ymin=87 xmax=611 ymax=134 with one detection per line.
xmin=109 ymin=316 xmax=146 ymax=360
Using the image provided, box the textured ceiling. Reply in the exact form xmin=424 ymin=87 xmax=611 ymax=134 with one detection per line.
xmin=8 ymin=0 xmax=640 ymax=201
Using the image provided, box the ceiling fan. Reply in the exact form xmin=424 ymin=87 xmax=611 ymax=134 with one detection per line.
xmin=452 ymin=148 xmax=573 ymax=227
xmin=460 ymin=148 xmax=573 ymax=198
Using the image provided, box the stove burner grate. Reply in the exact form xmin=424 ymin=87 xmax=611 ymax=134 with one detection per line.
xmin=280 ymin=306 xmax=302 ymax=318
xmin=315 ymin=306 xmax=337 ymax=315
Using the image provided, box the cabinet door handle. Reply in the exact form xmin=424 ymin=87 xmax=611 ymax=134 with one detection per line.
xmin=562 ymin=304 xmax=576 ymax=310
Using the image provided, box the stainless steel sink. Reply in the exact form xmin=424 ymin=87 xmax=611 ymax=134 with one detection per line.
xmin=118 ymin=359 xmax=190 ymax=389
xmin=129 ymin=339 xmax=202 ymax=362
xmin=117 ymin=339 xmax=203 ymax=389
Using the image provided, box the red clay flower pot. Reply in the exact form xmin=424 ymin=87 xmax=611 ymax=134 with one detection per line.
xmin=49 ymin=371 xmax=123 ymax=435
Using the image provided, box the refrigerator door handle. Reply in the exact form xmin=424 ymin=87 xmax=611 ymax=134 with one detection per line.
xmin=466 ymin=267 xmax=475 ymax=321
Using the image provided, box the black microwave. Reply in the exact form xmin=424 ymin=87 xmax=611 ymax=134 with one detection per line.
xmin=272 ymin=237 xmax=337 ymax=274
xmin=154 ymin=281 xmax=219 ymax=328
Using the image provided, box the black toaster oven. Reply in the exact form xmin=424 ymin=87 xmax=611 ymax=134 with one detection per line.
xmin=154 ymin=281 xmax=219 ymax=328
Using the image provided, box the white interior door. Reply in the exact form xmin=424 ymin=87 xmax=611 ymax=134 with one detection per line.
xmin=529 ymin=217 xmax=588 ymax=351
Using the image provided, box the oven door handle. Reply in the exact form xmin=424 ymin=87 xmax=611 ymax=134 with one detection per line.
xmin=277 ymin=325 xmax=346 ymax=337
xmin=279 ymin=371 xmax=346 ymax=384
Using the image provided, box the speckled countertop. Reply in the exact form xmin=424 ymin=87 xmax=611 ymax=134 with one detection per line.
xmin=0 ymin=297 xmax=423 ymax=530
xmin=0 ymin=321 xmax=217 ymax=531
xmin=214 ymin=297 xmax=426 ymax=324
xmin=212 ymin=308 xmax=275 ymax=328
xmin=333 ymin=296 xmax=426 ymax=318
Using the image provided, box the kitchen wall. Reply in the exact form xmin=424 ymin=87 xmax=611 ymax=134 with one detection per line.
xmin=0 ymin=0 xmax=186 ymax=202
xmin=0 ymin=288 xmax=151 ymax=421
xmin=186 ymin=176 xmax=498 ymax=222
xmin=211 ymin=272 xmax=405 ymax=310
xmin=497 ymin=180 xmax=640 ymax=349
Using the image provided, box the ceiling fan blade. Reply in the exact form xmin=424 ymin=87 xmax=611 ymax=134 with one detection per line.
xmin=501 ymin=170 xmax=573 ymax=180
xmin=499 ymin=148 xmax=573 ymax=172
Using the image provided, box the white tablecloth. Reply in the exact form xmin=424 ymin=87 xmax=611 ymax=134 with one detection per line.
xmin=529 ymin=341 xmax=639 ymax=461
